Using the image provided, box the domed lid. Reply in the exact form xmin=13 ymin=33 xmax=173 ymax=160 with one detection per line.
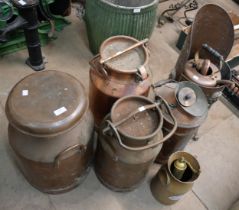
xmin=99 ymin=36 xmax=148 ymax=73
xmin=175 ymin=82 xmax=208 ymax=117
xmin=154 ymin=81 xmax=208 ymax=128
xmin=6 ymin=70 xmax=88 ymax=137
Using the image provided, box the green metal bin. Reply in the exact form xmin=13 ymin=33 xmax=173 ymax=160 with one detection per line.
xmin=85 ymin=0 xmax=159 ymax=54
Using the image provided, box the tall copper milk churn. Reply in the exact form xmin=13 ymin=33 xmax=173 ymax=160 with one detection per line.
xmin=173 ymin=4 xmax=234 ymax=106
xmin=95 ymin=95 xmax=177 ymax=191
xmin=6 ymin=70 xmax=94 ymax=194
xmin=153 ymin=81 xmax=208 ymax=164
xmin=89 ymin=35 xmax=151 ymax=126
xmin=150 ymin=151 xmax=201 ymax=205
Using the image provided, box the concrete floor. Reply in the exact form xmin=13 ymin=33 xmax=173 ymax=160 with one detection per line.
xmin=0 ymin=0 xmax=239 ymax=210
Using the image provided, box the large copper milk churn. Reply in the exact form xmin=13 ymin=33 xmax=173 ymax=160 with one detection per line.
xmin=89 ymin=35 xmax=151 ymax=126
xmin=150 ymin=151 xmax=201 ymax=205
xmin=6 ymin=70 xmax=94 ymax=194
xmin=173 ymin=4 xmax=234 ymax=106
xmin=95 ymin=95 xmax=177 ymax=192
xmin=153 ymin=81 xmax=208 ymax=164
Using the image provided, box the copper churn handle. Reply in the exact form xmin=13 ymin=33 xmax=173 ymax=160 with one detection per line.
xmin=89 ymin=55 xmax=109 ymax=79
xmin=54 ymin=144 xmax=87 ymax=168
xmin=104 ymin=96 xmax=177 ymax=151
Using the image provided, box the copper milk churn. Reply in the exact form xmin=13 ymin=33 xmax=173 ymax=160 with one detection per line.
xmin=95 ymin=95 xmax=177 ymax=192
xmin=150 ymin=151 xmax=201 ymax=205
xmin=6 ymin=70 xmax=94 ymax=194
xmin=89 ymin=35 xmax=151 ymax=126
xmin=153 ymin=81 xmax=208 ymax=164
xmin=173 ymin=4 xmax=234 ymax=106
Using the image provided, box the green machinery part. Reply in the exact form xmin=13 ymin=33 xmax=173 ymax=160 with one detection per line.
xmin=0 ymin=0 xmax=70 ymax=56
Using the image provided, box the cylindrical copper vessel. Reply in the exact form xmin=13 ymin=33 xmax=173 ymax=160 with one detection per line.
xmin=89 ymin=35 xmax=151 ymax=126
xmin=150 ymin=151 xmax=201 ymax=205
xmin=6 ymin=70 xmax=94 ymax=194
xmin=153 ymin=81 xmax=208 ymax=164
xmin=95 ymin=95 xmax=177 ymax=192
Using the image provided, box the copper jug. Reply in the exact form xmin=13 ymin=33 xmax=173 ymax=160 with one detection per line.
xmin=95 ymin=95 xmax=177 ymax=192
xmin=89 ymin=35 xmax=151 ymax=126
xmin=153 ymin=81 xmax=208 ymax=164
xmin=6 ymin=70 xmax=94 ymax=194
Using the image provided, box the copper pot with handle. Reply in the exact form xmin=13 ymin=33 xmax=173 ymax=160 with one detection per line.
xmin=95 ymin=95 xmax=177 ymax=192
xmin=89 ymin=35 xmax=151 ymax=126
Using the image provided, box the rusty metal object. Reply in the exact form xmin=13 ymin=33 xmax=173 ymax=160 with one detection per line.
xmin=89 ymin=35 xmax=151 ymax=126
xmin=173 ymin=4 xmax=234 ymax=105
xmin=6 ymin=70 xmax=95 ymax=194
xmin=150 ymin=151 xmax=201 ymax=205
xmin=95 ymin=95 xmax=177 ymax=192
xmin=153 ymin=81 xmax=208 ymax=164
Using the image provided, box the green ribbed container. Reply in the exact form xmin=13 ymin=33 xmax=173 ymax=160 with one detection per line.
xmin=85 ymin=0 xmax=158 ymax=54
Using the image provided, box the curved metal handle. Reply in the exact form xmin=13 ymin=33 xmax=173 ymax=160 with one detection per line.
xmin=201 ymin=44 xmax=224 ymax=70
xmin=152 ymin=79 xmax=176 ymax=88
xmin=136 ymin=65 xmax=148 ymax=81
xmin=202 ymin=44 xmax=224 ymax=62
xmin=104 ymin=97 xmax=177 ymax=151
xmin=54 ymin=144 xmax=86 ymax=168
xmin=89 ymin=55 xmax=109 ymax=79
xmin=158 ymin=167 xmax=171 ymax=186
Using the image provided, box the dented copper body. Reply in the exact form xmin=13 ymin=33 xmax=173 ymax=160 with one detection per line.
xmin=95 ymin=95 xmax=177 ymax=191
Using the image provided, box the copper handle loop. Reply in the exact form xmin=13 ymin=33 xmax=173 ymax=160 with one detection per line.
xmin=54 ymin=144 xmax=86 ymax=168
xmin=216 ymin=79 xmax=235 ymax=87
xmin=136 ymin=66 xmax=148 ymax=81
xmin=89 ymin=55 xmax=109 ymax=79
xmin=104 ymin=98 xmax=177 ymax=151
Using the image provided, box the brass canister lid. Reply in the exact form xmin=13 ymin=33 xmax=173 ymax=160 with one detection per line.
xmin=6 ymin=70 xmax=88 ymax=137
xmin=99 ymin=35 xmax=148 ymax=73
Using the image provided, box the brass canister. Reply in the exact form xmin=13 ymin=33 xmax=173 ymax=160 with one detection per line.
xmin=6 ymin=70 xmax=94 ymax=194
xmin=150 ymin=151 xmax=201 ymax=205
xmin=153 ymin=81 xmax=208 ymax=164
xmin=89 ymin=35 xmax=151 ymax=126
xmin=95 ymin=95 xmax=177 ymax=192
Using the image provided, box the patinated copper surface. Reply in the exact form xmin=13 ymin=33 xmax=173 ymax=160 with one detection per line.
xmin=173 ymin=4 xmax=234 ymax=105
xmin=89 ymin=36 xmax=151 ymax=126
xmin=95 ymin=95 xmax=177 ymax=192
xmin=6 ymin=70 xmax=95 ymax=194
xmin=153 ymin=81 xmax=208 ymax=164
